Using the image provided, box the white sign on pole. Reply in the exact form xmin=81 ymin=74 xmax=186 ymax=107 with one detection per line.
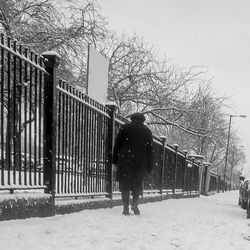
xmin=87 ymin=44 xmax=109 ymax=104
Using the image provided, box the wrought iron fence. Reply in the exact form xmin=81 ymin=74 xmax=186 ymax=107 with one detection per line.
xmin=0 ymin=35 xmax=46 ymax=191
xmin=0 ymin=33 xmax=227 ymax=199
xmin=55 ymin=80 xmax=109 ymax=197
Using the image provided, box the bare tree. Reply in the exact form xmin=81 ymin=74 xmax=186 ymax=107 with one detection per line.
xmin=159 ymin=82 xmax=231 ymax=171
xmin=0 ymin=0 xmax=109 ymax=86
xmin=101 ymin=35 xmax=207 ymax=121
xmin=227 ymin=135 xmax=246 ymax=181
xmin=0 ymin=0 xmax=110 ymax=165
xmin=1 ymin=0 xmax=244 ymax=178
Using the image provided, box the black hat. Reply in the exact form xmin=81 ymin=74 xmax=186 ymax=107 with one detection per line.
xmin=239 ymin=176 xmax=245 ymax=181
xmin=130 ymin=112 xmax=145 ymax=123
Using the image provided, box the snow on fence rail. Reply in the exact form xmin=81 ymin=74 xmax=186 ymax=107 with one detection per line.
xmin=0 ymin=34 xmax=229 ymax=201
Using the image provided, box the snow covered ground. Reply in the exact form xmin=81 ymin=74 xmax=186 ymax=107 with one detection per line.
xmin=0 ymin=191 xmax=249 ymax=250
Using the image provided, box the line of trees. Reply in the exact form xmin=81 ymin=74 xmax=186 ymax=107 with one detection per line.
xmin=0 ymin=0 xmax=246 ymax=179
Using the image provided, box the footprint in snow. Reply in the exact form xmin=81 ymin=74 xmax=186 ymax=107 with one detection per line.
xmin=170 ymin=238 xmax=181 ymax=248
xmin=243 ymin=235 xmax=250 ymax=241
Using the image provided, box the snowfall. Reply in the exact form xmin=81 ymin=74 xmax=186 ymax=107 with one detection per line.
xmin=0 ymin=191 xmax=249 ymax=250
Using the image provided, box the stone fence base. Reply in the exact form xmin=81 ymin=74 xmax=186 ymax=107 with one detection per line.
xmin=0 ymin=192 xmax=200 ymax=221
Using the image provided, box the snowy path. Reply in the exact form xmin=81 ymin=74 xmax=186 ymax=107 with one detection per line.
xmin=0 ymin=191 xmax=249 ymax=250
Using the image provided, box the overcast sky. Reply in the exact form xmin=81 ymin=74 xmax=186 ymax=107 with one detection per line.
xmin=94 ymin=0 xmax=250 ymax=175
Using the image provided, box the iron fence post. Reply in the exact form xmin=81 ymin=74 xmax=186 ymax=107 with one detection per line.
xmin=105 ymin=102 xmax=117 ymax=200
xmin=183 ymin=150 xmax=188 ymax=194
xmin=203 ymin=163 xmax=211 ymax=196
xmin=190 ymin=158 xmax=195 ymax=195
xmin=42 ymin=51 xmax=61 ymax=197
xmin=173 ymin=144 xmax=179 ymax=193
xmin=160 ymin=136 xmax=167 ymax=198
xmin=197 ymin=162 xmax=201 ymax=194
xmin=217 ymin=175 xmax=219 ymax=192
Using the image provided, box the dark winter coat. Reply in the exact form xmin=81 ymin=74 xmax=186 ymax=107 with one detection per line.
xmin=241 ymin=180 xmax=249 ymax=210
xmin=113 ymin=121 xmax=154 ymax=192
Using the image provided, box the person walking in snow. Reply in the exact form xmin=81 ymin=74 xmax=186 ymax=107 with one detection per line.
xmin=113 ymin=112 xmax=154 ymax=215
xmin=238 ymin=176 xmax=245 ymax=206
xmin=241 ymin=179 xmax=249 ymax=210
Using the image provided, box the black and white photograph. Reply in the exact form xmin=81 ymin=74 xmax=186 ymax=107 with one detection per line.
xmin=0 ymin=0 xmax=250 ymax=249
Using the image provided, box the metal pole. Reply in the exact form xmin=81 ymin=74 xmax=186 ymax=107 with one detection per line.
xmin=223 ymin=115 xmax=246 ymax=192
xmin=229 ymin=165 xmax=233 ymax=191
xmin=223 ymin=115 xmax=232 ymax=192
xmin=229 ymin=145 xmax=235 ymax=191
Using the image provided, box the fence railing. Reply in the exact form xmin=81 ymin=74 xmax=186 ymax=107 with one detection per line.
xmin=0 ymin=34 xmax=46 ymax=192
xmin=55 ymin=80 xmax=109 ymax=197
xmin=0 ymin=34 xmax=229 ymax=199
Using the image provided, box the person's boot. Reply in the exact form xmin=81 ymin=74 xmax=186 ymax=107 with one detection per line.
xmin=131 ymin=197 xmax=140 ymax=215
xmin=122 ymin=191 xmax=130 ymax=215
xmin=131 ymin=206 xmax=140 ymax=215
xmin=123 ymin=203 xmax=130 ymax=215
